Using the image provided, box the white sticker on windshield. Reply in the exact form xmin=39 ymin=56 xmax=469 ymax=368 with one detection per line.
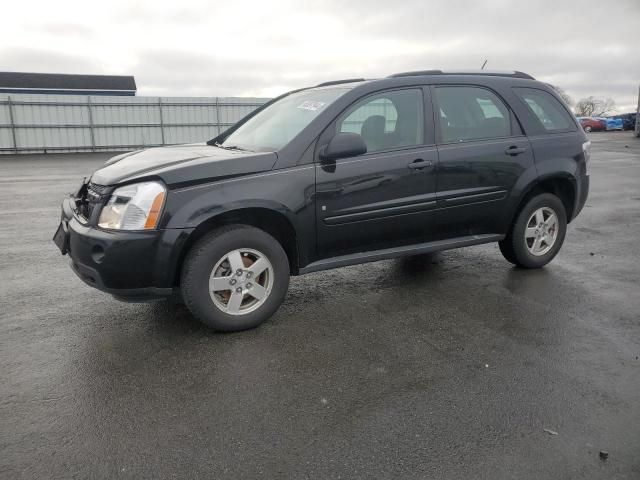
xmin=297 ymin=101 xmax=326 ymax=111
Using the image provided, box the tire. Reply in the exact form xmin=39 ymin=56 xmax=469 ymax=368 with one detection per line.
xmin=181 ymin=225 xmax=290 ymax=331
xmin=498 ymin=238 xmax=518 ymax=265
xmin=499 ymin=193 xmax=567 ymax=269
xmin=584 ymin=125 xmax=592 ymax=132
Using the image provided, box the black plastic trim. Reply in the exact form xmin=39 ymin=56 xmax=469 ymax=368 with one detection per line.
xmin=324 ymin=200 xmax=437 ymax=225
xmin=299 ymin=234 xmax=503 ymax=274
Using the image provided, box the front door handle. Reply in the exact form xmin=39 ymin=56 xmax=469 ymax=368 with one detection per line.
xmin=408 ymin=159 xmax=433 ymax=170
xmin=505 ymin=146 xmax=527 ymax=156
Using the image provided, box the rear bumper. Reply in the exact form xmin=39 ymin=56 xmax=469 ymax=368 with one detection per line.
xmin=59 ymin=197 xmax=193 ymax=302
xmin=573 ymin=174 xmax=589 ymax=221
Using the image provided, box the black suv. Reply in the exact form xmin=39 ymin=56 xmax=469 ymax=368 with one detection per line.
xmin=54 ymin=70 xmax=590 ymax=331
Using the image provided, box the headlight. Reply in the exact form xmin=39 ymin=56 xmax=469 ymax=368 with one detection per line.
xmin=98 ymin=181 xmax=166 ymax=230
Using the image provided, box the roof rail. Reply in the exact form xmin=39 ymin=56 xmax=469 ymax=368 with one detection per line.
xmin=315 ymin=78 xmax=366 ymax=87
xmin=388 ymin=70 xmax=535 ymax=80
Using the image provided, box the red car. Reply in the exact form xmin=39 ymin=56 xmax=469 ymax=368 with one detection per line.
xmin=577 ymin=117 xmax=606 ymax=132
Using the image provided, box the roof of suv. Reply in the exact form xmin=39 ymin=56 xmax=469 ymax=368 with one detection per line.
xmin=388 ymin=69 xmax=534 ymax=80
xmin=314 ymin=70 xmax=535 ymax=88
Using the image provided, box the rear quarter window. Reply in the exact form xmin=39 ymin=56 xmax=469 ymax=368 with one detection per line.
xmin=513 ymin=87 xmax=576 ymax=133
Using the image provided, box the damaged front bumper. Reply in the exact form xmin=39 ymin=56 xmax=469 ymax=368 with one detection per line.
xmin=53 ymin=195 xmax=192 ymax=302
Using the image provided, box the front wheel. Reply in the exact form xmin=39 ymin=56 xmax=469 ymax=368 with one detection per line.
xmin=499 ymin=193 xmax=567 ymax=269
xmin=181 ymin=225 xmax=290 ymax=331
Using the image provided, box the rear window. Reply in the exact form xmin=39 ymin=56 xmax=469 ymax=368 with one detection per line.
xmin=514 ymin=88 xmax=576 ymax=132
xmin=434 ymin=86 xmax=514 ymax=143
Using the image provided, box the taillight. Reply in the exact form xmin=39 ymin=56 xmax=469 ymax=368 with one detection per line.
xmin=582 ymin=141 xmax=591 ymax=175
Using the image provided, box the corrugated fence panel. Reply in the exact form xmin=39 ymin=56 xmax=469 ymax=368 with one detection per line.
xmin=0 ymin=128 xmax=13 ymax=148
xmin=161 ymin=97 xmax=218 ymax=127
xmin=94 ymin=126 xmax=163 ymax=148
xmin=0 ymin=100 xmax=10 ymax=124
xmin=164 ymin=126 xmax=215 ymax=144
xmin=14 ymin=102 xmax=89 ymax=126
xmin=91 ymin=95 xmax=161 ymax=126
xmin=218 ymin=97 xmax=264 ymax=127
xmin=0 ymin=93 xmax=268 ymax=154
xmin=92 ymin=104 xmax=161 ymax=125
xmin=17 ymin=127 xmax=93 ymax=149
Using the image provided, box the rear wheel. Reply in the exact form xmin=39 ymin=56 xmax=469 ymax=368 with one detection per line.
xmin=499 ymin=193 xmax=567 ymax=269
xmin=181 ymin=225 xmax=290 ymax=331
xmin=584 ymin=125 xmax=592 ymax=132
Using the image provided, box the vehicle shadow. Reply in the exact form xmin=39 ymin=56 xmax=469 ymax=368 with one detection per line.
xmin=137 ymin=250 xmax=553 ymax=338
xmin=376 ymin=252 xmax=446 ymax=287
xmin=145 ymin=300 xmax=221 ymax=336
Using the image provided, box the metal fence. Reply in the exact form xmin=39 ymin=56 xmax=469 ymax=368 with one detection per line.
xmin=0 ymin=93 xmax=268 ymax=154
xmin=636 ymin=84 xmax=640 ymax=137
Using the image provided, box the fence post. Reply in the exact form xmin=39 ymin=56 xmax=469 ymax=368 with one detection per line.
xmin=87 ymin=96 xmax=96 ymax=152
xmin=158 ymin=97 xmax=166 ymax=145
xmin=7 ymin=96 xmax=18 ymax=153
xmin=636 ymin=84 xmax=640 ymax=138
xmin=215 ymin=97 xmax=221 ymax=135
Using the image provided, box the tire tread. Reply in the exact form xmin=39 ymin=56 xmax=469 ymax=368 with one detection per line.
xmin=499 ymin=193 xmax=567 ymax=269
xmin=180 ymin=224 xmax=289 ymax=331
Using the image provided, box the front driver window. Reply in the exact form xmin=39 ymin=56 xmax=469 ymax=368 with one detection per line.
xmin=337 ymin=89 xmax=424 ymax=153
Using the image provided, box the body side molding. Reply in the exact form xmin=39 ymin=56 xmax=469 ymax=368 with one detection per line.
xmin=299 ymin=234 xmax=504 ymax=274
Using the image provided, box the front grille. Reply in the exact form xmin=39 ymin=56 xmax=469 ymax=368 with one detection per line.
xmin=77 ymin=182 xmax=110 ymax=221
xmin=88 ymin=183 xmax=111 ymax=196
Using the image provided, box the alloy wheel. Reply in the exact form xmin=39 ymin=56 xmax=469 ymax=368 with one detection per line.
xmin=524 ymin=207 xmax=559 ymax=256
xmin=209 ymin=248 xmax=274 ymax=315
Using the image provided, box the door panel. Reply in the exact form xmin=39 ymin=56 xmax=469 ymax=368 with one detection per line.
xmin=432 ymin=85 xmax=535 ymax=237
xmin=314 ymin=86 xmax=438 ymax=258
xmin=435 ymin=138 xmax=533 ymax=236
xmin=316 ymin=146 xmax=438 ymax=257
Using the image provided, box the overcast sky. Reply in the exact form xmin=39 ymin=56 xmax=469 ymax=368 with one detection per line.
xmin=1 ymin=0 xmax=639 ymax=112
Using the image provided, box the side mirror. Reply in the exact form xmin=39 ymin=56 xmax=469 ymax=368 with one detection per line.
xmin=320 ymin=133 xmax=367 ymax=161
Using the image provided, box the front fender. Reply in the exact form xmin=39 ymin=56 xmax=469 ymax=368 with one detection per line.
xmin=161 ymin=165 xmax=317 ymax=265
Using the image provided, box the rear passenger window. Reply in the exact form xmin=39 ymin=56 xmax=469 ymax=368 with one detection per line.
xmin=337 ymin=89 xmax=424 ymax=153
xmin=514 ymin=88 xmax=576 ymax=132
xmin=434 ymin=86 xmax=513 ymax=143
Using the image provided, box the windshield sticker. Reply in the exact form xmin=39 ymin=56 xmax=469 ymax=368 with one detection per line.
xmin=297 ymin=101 xmax=326 ymax=111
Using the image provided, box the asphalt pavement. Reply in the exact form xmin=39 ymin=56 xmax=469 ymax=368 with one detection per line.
xmin=1 ymin=132 xmax=639 ymax=479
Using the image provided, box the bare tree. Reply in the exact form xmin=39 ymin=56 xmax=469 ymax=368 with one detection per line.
xmin=575 ymin=96 xmax=616 ymax=117
xmin=551 ymin=85 xmax=573 ymax=106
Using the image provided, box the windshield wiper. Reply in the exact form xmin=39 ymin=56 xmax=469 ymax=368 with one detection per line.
xmin=210 ymin=141 xmax=234 ymax=149
xmin=218 ymin=144 xmax=252 ymax=152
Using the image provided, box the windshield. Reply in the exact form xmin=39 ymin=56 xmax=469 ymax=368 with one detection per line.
xmin=220 ymin=87 xmax=350 ymax=152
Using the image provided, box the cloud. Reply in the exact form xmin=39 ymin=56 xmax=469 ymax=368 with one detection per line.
xmin=35 ymin=22 xmax=95 ymax=38
xmin=0 ymin=0 xmax=638 ymax=111
xmin=0 ymin=47 xmax=102 ymax=74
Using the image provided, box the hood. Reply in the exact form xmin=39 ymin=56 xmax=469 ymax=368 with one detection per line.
xmin=91 ymin=144 xmax=278 ymax=187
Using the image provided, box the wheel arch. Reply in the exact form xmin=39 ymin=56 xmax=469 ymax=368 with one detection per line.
xmin=510 ymin=174 xmax=577 ymax=229
xmin=174 ymin=206 xmax=300 ymax=286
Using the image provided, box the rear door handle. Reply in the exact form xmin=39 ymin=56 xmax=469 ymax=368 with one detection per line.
xmin=505 ymin=146 xmax=527 ymax=156
xmin=408 ymin=159 xmax=433 ymax=170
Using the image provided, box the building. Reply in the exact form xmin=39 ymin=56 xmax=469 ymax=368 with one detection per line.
xmin=0 ymin=72 xmax=136 ymax=96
